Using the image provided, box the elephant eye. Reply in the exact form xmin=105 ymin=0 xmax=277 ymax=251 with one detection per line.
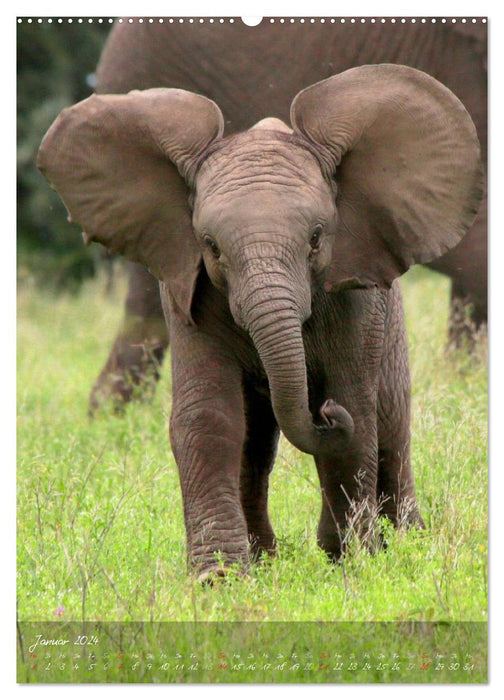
xmin=310 ymin=225 xmax=324 ymax=251
xmin=203 ymin=235 xmax=221 ymax=259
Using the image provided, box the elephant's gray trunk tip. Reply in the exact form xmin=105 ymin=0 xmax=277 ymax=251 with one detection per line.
xmin=315 ymin=399 xmax=355 ymax=452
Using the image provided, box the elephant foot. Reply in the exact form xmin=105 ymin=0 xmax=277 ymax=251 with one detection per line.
xmin=195 ymin=558 xmax=251 ymax=586
xmin=197 ymin=568 xmax=229 ymax=587
xmin=319 ymin=497 xmax=425 ymax=563
xmin=317 ymin=533 xmax=345 ymax=563
xmin=88 ymin=324 xmax=168 ymax=416
xmin=88 ymin=356 xmax=161 ymax=415
xmin=394 ymin=500 xmax=425 ymax=531
xmin=187 ymin=525 xmax=251 ymax=585
xmin=89 ymin=357 xmax=161 ymax=415
xmin=318 ymin=529 xmax=385 ymax=563
xmin=317 ymin=498 xmax=385 ymax=562
xmin=248 ymin=531 xmax=277 ymax=561
xmin=193 ymin=535 xmax=275 ymax=583
xmin=448 ymin=296 xmax=487 ymax=354
xmin=377 ymin=494 xmax=425 ymax=531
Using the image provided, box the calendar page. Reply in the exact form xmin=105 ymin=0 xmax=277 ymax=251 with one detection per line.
xmin=16 ymin=13 xmax=488 ymax=684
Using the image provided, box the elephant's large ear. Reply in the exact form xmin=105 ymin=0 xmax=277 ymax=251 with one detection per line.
xmin=37 ymin=88 xmax=224 ymax=321
xmin=291 ymin=64 xmax=483 ymax=290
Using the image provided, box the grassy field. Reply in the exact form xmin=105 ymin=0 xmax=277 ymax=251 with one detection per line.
xmin=16 ymin=264 xmax=487 ymax=682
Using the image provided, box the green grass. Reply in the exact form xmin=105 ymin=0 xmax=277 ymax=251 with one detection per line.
xmin=16 ymin=264 xmax=487 ymax=682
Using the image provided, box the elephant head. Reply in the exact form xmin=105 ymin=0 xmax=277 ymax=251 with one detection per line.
xmin=37 ymin=65 xmax=482 ymax=456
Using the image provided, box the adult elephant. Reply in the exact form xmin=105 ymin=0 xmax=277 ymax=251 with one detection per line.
xmin=83 ymin=18 xmax=487 ymax=412
xmin=38 ymin=65 xmax=482 ymax=577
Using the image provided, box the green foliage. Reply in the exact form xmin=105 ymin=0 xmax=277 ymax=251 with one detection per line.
xmin=16 ymin=267 xmax=487 ymax=682
xmin=17 ymin=20 xmax=109 ymax=290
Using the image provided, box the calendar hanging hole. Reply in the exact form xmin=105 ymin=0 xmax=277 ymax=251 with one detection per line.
xmin=241 ymin=17 xmax=263 ymax=26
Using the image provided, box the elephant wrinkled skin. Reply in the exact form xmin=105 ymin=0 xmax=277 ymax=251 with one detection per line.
xmin=38 ymin=63 xmax=482 ymax=577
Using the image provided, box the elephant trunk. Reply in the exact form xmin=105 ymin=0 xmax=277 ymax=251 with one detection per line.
xmin=235 ymin=270 xmax=354 ymax=456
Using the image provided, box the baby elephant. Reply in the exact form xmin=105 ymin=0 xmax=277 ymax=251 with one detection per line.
xmin=38 ymin=65 xmax=482 ymax=580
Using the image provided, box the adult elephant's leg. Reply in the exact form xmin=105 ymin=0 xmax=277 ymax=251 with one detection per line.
xmin=447 ymin=200 xmax=487 ymax=350
xmin=89 ymin=261 xmax=169 ymax=414
xmin=240 ymin=381 xmax=279 ymax=558
xmin=169 ymin=308 xmax=249 ymax=580
xmin=426 ymin=191 xmax=487 ymax=350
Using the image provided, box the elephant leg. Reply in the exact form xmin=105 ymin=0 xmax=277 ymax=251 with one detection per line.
xmin=448 ymin=277 xmax=487 ymax=351
xmin=240 ymin=381 xmax=279 ymax=558
xmin=314 ymin=415 xmax=380 ymax=561
xmin=89 ymin=262 xmax=169 ymax=414
xmin=427 ymin=194 xmax=487 ymax=350
xmin=376 ymin=446 xmax=424 ymax=529
xmin=308 ymin=290 xmax=387 ymax=560
xmin=376 ymin=370 xmax=424 ymax=530
xmin=376 ymin=299 xmax=424 ymax=529
xmin=169 ymin=311 xmax=250 ymax=580
xmin=449 ymin=196 xmax=487 ymax=349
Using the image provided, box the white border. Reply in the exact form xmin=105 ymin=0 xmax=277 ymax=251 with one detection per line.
xmin=6 ymin=2 xmax=501 ymax=697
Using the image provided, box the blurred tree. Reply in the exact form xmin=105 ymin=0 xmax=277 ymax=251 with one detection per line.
xmin=17 ymin=19 xmax=110 ymax=290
